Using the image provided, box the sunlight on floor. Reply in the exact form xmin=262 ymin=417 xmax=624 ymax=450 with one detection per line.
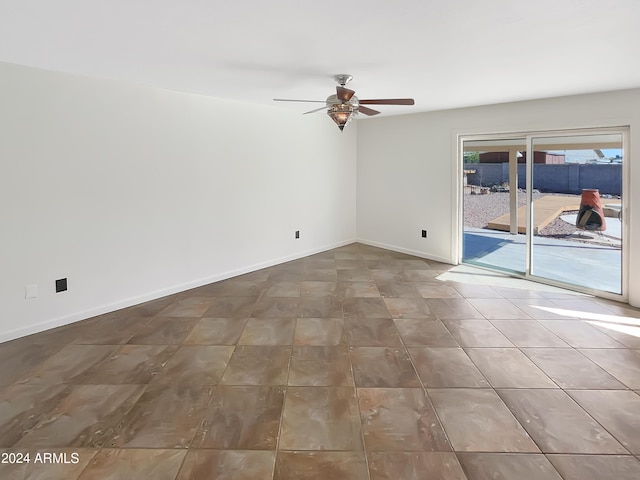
xmin=436 ymin=265 xmax=640 ymax=339
xmin=531 ymin=306 xmax=640 ymax=327
xmin=436 ymin=265 xmax=588 ymax=296
xmin=586 ymin=321 xmax=640 ymax=339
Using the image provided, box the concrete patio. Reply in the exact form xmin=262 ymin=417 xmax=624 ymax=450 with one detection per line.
xmin=463 ymin=225 xmax=622 ymax=294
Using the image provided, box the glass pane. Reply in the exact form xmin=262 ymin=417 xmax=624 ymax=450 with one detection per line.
xmin=530 ymin=134 xmax=623 ymax=294
xmin=462 ymin=138 xmax=527 ymax=273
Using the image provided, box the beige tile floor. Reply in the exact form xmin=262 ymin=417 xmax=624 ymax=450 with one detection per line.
xmin=1 ymin=243 xmax=640 ymax=479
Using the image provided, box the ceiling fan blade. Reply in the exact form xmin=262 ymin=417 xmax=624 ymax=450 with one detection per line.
xmin=358 ymin=106 xmax=381 ymax=116
xmin=359 ymin=98 xmax=415 ymax=105
xmin=336 ymin=86 xmax=355 ymax=102
xmin=273 ymin=98 xmax=326 ymax=103
xmin=303 ymin=106 xmax=328 ymax=115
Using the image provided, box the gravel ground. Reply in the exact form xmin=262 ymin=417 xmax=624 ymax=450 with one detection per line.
xmin=463 ymin=191 xmax=577 ymax=237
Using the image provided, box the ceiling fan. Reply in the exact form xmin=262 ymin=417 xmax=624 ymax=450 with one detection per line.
xmin=274 ymin=74 xmax=415 ymax=131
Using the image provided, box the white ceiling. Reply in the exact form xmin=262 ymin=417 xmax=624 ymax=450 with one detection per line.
xmin=1 ymin=0 xmax=640 ymax=117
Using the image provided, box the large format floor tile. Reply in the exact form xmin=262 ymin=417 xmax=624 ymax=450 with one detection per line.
xmin=76 ymin=344 xmax=179 ymax=384
xmin=547 ymin=454 xmax=640 ymax=480
xmin=0 ymin=384 xmax=71 ymax=447
xmin=428 ymin=389 xmax=539 ymax=452
xmin=506 ymin=298 xmax=580 ymax=320
xmin=567 ymin=390 xmax=640 ymax=454
xmin=408 ymin=347 xmax=489 ymax=388
xmin=78 ymin=449 xmax=186 ymax=480
xmin=237 ymin=318 xmax=296 ymax=345
xmin=393 ymin=318 xmax=460 ymax=347
xmin=521 ymin=348 xmax=626 ymax=389
xmin=498 ymin=389 xmax=627 ymax=453
xmin=443 ymin=320 xmax=514 ymax=347
xmin=293 ymin=318 xmax=346 ymax=345
xmin=490 ymin=320 xmax=569 ymax=347
xmin=220 ymin=345 xmax=290 ymax=385
xmin=279 ymin=387 xmax=362 ymax=450
xmin=176 ymin=450 xmax=276 ymax=480
xmin=537 ymin=320 xmax=626 ymax=348
xmin=150 ymin=345 xmax=234 ymax=386
xmin=342 ymin=297 xmax=391 ymax=319
xmin=127 ymin=317 xmax=198 ymax=344
xmin=1 ymin=243 xmax=639 ymax=479
xmin=426 ymin=298 xmax=484 ymax=320
xmin=69 ymin=315 xmax=150 ymax=345
xmin=350 ymin=347 xmax=421 ymax=387
xmin=112 ymin=384 xmax=213 ymax=448
xmin=467 ymin=299 xmax=531 ymax=320
xmin=288 ymin=346 xmax=353 ymax=386
xmin=372 ymin=280 xmax=422 ymax=298
xmin=15 ymin=384 xmax=146 ymax=448
xmin=274 ymin=451 xmax=369 ymax=480
xmin=368 ymin=452 xmax=467 ymax=480
xmin=456 ymin=453 xmax=563 ymax=480
xmin=0 ymin=342 xmax=65 ymax=385
xmin=183 ymin=317 xmax=248 ymax=345
xmin=14 ymin=345 xmax=118 ymax=385
xmin=465 ymin=348 xmax=557 ymax=388
xmin=578 ymin=348 xmax=640 ymax=388
xmin=383 ymin=297 xmax=437 ymax=319
xmin=358 ymin=388 xmax=450 ymax=452
xmin=193 ymin=385 xmax=284 ymax=449
xmin=345 ymin=317 xmax=403 ymax=346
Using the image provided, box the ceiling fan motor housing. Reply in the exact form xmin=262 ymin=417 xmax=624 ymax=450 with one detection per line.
xmin=334 ymin=74 xmax=353 ymax=86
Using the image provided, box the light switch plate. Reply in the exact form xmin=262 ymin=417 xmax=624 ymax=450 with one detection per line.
xmin=25 ymin=284 xmax=38 ymax=299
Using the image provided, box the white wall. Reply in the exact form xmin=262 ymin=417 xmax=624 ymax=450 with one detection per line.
xmin=0 ymin=62 xmax=356 ymax=342
xmin=357 ymin=89 xmax=640 ymax=306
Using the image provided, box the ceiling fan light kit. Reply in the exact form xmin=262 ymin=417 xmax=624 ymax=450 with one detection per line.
xmin=327 ymin=103 xmax=357 ymax=131
xmin=327 ymin=95 xmax=358 ymax=131
xmin=274 ymin=74 xmax=415 ymax=131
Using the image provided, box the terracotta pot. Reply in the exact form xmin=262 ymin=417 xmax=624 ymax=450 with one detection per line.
xmin=576 ymin=189 xmax=606 ymax=231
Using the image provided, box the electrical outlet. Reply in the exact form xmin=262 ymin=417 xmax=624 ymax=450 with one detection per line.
xmin=421 ymin=229 xmax=427 ymax=238
xmin=55 ymin=278 xmax=68 ymax=293
xmin=295 ymin=230 xmax=300 ymax=239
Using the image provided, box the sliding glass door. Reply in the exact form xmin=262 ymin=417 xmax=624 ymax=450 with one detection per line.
xmin=528 ymin=132 xmax=623 ymax=294
xmin=461 ymin=129 xmax=625 ymax=297
xmin=462 ymin=137 xmax=527 ymax=274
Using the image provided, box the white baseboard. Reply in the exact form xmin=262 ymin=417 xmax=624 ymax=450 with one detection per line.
xmin=1 ymin=239 xmax=357 ymax=343
xmin=356 ymin=238 xmax=453 ymax=265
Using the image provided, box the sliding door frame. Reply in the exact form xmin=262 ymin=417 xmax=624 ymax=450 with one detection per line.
xmin=458 ymin=126 xmax=629 ymax=302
